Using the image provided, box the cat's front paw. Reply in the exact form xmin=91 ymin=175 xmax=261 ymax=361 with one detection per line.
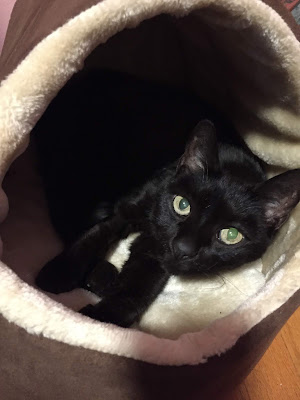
xmin=79 ymin=298 xmax=139 ymax=327
xmin=36 ymin=253 xmax=80 ymax=294
xmin=82 ymin=260 xmax=119 ymax=297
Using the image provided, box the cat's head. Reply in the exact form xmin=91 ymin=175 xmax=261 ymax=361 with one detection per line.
xmin=151 ymin=120 xmax=300 ymax=275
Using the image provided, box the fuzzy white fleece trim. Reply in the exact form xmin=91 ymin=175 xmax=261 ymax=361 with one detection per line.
xmin=0 ymin=0 xmax=299 ymax=364
xmin=0 ymin=251 xmax=298 ymax=366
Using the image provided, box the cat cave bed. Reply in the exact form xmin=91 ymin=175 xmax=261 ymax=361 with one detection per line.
xmin=0 ymin=0 xmax=300 ymax=399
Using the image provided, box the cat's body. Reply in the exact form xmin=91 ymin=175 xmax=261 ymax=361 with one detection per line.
xmin=35 ymin=70 xmax=300 ymax=327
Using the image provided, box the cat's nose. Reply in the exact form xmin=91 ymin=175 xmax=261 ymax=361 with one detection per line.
xmin=172 ymin=238 xmax=197 ymax=260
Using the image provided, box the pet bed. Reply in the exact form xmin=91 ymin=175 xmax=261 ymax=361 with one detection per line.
xmin=0 ymin=0 xmax=299 ymax=399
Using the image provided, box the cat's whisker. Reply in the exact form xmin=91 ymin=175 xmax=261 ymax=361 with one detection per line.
xmin=215 ymin=272 xmax=226 ymax=287
xmin=239 ymin=206 xmax=261 ymax=212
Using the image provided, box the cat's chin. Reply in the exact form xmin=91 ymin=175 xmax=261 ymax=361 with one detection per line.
xmin=162 ymin=257 xmax=202 ymax=276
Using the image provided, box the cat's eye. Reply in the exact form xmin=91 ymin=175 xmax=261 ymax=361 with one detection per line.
xmin=173 ymin=196 xmax=191 ymax=216
xmin=218 ymin=227 xmax=244 ymax=245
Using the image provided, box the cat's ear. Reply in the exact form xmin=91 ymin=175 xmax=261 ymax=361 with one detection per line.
xmin=256 ymin=169 xmax=300 ymax=231
xmin=177 ymin=120 xmax=219 ymax=174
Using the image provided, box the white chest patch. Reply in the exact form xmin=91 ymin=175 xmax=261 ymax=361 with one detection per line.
xmin=106 ymin=232 xmax=141 ymax=271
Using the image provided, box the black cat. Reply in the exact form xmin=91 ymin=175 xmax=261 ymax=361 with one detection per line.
xmin=35 ymin=96 xmax=300 ymax=326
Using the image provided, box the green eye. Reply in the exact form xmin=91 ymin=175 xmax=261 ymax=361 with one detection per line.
xmin=218 ymin=227 xmax=244 ymax=245
xmin=173 ymin=196 xmax=191 ymax=216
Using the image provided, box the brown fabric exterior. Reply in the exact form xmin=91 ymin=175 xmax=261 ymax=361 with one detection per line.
xmin=0 ymin=0 xmax=299 ymax=83
xmin=0 ymin=289 xmax=298 ymax=400
xmin=263 ymin=0 xmax=300 ymax=40
xmin=0 ymin=0 xmax=102 ymax=82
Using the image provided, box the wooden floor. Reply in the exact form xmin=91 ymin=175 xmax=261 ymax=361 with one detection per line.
xmin=223 ymin=307 xmax=300 ymax=400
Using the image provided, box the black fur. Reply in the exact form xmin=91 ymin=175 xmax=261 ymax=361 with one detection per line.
xmin=35 ymin=70 xmax=300 ymax=327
